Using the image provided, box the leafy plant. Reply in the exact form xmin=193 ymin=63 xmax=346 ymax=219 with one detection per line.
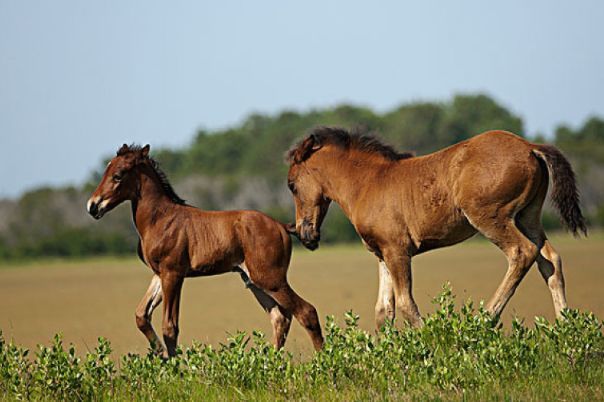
xmin=0 ymin=286 xmax=602 ymax=400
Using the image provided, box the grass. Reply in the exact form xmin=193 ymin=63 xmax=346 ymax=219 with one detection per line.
xmin=0 ymin=233 xmax=603 ymax=400
xmin=1 ymin=287 xmax=602 ymax=401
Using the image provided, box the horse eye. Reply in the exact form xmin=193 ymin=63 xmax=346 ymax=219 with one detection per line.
xmin=112 ymin=173 xmax=122 ymax=182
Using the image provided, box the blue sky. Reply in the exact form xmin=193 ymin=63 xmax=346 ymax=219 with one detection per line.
xmin=1 ymin=1 xmax=603 ymax=197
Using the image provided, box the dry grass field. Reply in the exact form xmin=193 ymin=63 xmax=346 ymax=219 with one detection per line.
xmin=0 ymin=233 xmax=602 ymax=357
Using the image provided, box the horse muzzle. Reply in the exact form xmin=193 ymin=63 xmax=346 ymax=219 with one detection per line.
xmin=299 ymin=220 xmax=321 ymax=251
xmin=87 ymin=197 xmax=107 ymax=220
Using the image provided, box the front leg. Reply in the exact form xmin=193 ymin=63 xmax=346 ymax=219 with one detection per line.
xmin=135 ymin=274 xmax=164 ymax=355
xmin=160 ymin=271 xmax=185 ymax=358
xmin=375 ymin=260 xmax=395 ymax=330
xmin=383 ymin=249 xmax=423 ymax=327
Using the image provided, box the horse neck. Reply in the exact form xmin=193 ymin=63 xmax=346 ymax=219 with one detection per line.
xmin=316 ymin=151 xmax=389 ymax=217
xmin=131 ymin=166 xmax=178 ymax=237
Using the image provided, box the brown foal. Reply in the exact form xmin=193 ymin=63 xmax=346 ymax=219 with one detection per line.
xmin=87 ymin=144 xmax=323 ymax=357
xmin=287 ymin=127 xmax=586 ymax=328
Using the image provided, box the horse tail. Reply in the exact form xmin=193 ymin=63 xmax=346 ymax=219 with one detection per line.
xmin=532 ymin=144 xmax=587 ymax=237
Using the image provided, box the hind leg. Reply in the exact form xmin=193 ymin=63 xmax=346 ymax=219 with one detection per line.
xmin=515 ymin=183 xmax=569 ymax=319
xmin=469 ymin=212 xmax=539 ymax=320
xmin=537 ymin=239 xmax=568 ymax=318
xmin=517 ymin=231 xmax=568 ymax=319
xmin=252 ymin=288 xmax=292 ymax=348
xmin=517 ymin=218 xmax=568 ymax=318
xmin=485 ymin=226 xmax=538 ymax=318
xmin=237 ymin=268 xmax=292 ymax=348
xmin=268 ymin=285 xmax=324 ymax=350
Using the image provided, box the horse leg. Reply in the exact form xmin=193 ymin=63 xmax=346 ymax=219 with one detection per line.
xmin=476 ymin=219 xmax=539 ymax=320
xmin=382 ymin=250 xmax=423 ymax=327
xmin=536 ymin=239 xmax=568 ymax=318
xmin=134 ymin=274 xmax=164 ymax=355
xmin=160 ymin=272 xmax=184 ymax=358
xmin=250 ymin=286 xmax=292 ymax=348
xmin=237 ymin=268 xmax=292 ymax=348
xmin=269 ymin=285 xmax=324 ymax=350
xmin=513 ymin=175 xmax=568 ymax=319
xmin=517 ymin=215 xmax=568 ymax=318
xmin=375 ymin=260 xmax=395 ymax=330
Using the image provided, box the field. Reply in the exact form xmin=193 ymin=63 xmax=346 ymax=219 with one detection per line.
xmin=1 ymin=233 xmax=603 ymax=400
xmin=0 ymin=233 xmax=603 ymax=357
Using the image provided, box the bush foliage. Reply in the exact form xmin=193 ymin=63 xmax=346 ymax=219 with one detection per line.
xmin=1 ymin=285 xmax=602 ymax=400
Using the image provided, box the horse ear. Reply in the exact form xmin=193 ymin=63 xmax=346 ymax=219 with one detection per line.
xmin=294 ymin=134 xmax=322 ymax=163
xmin=141 ymin=144 xmax=150 ymax=158
xmin=117 ymin=143 xmax=129 ymax=155
xmin=310 ymin=134 xmax=322 ymax=151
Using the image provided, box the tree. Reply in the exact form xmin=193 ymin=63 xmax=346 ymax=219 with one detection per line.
xmin=438 ymin=94 xmax=524 ymax=147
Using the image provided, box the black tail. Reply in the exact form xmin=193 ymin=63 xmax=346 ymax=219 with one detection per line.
xmin=532 ymin=145 xmax=587 ymax=237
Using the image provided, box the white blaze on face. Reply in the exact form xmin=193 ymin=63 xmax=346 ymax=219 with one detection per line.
xmin=99 ymin=198 xmax=110 ymax=210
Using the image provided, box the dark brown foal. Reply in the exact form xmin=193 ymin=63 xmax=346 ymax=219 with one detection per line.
xmin=87 ymin=144 xmax=323 ymax=357
xmin=286 ymin=127 xmax=586 ymax=328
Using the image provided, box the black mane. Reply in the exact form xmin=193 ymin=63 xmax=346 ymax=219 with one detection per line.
xmin=147 ymin=158 xmax=186 ymax=205
xmin=287 ymin=126 xmax=414 ymax=163
xmin=117 ymin=144 xmax=186 ymax=205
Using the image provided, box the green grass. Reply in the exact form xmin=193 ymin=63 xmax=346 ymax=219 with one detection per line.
xmin=1 ymin=285 xmax=602 ymax=401
xmin=1 ymin=235 xmax=602 ymax=400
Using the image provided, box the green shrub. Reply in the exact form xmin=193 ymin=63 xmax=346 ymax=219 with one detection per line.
xmin=0 ymin=286 xmax=602 ymax=400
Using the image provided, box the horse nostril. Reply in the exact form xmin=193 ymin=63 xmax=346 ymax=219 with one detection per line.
xmin=88 ymin=202 xmax=99 ymax=217
xmin=298 ymin=220 xmax=320 ymax=250
xmin=301 ymin=236 xmax=320 ymax=251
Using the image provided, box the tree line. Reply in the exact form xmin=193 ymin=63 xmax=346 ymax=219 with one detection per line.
xmin=1 ymin=94 xmax=603 ymax=260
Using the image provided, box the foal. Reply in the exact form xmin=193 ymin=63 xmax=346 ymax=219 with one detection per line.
xmin=287 ymin=127 xmax=586 ymax=328
xmin=87 ymin=144 xmax=323 ymax=357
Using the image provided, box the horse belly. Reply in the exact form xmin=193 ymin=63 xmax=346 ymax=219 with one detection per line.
xmin=186 ymin=264 xmax=232 ymax=277
xmin=413 ymin=212 xmax=477 ymax=254
xmin=188 ymin=244 xmax=243 ymax=277
xmin=189 ymin=251 xmax=242 ymax=276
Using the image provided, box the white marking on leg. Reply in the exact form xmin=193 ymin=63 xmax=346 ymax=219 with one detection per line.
xmin=378 ymin=261 xmax=395 ymax=317
xmin=239 ymin=262 xmax=250 ymax=277
xmin=461 ymin=210 xmax=479 ymax=228
xmin=238 ymin=262 xmax=253 ymax=287
xmin=538 ymin=241 xmax=567 ymax=318
xmin=234 ymin=262 xmax=254 ymax=288
xmin=147 ymin=275 xmax=162 ymax=316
